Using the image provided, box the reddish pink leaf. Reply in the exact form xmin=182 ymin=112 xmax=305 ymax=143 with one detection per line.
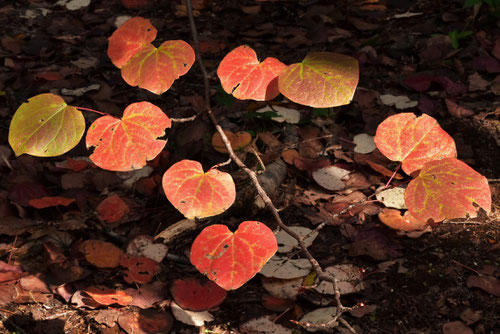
xmin=374 ymin=113 xmax=457 ymax=175
xmin=107 ymin=17 xmax=157 ymax=68
xmin=84 ymin=286 xmax=133 ymax=306
xmin=445 ymin=98 xmax=474 ymax=118
xmin=162 ymin=160 xmax=236 ymax=219
xmin=170 ymin=277 xmax=227 ymax=311
xmin=190 ymin=221 xmax=277 ymax=290
xmin=405 ymin=158 xmax=491 ymax=223
xmin=217 ymin=45 xmax=286 ymax=101
xmin=278 ymin=52 xmax=359 ymax=108
xmin=29 ymin=196 xmax=75 ymax=209
xmin=121 ymin=40 xmax=195 ymax=94
xmin=86 ymin=102 xmax=171 ymax=171
xmin=97 ymin=195 xmax=130 ymax=223
xmin=120 ymin=255 xmax=158 ymax=284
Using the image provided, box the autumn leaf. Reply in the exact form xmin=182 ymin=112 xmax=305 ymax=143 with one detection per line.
xmin=405 ymin=158 xmax=491 ymax=223
xmin=9 ymin=93 xmax=85 ymax=157
xmin=121 ymin=40 xmax=195 ymax=95
xmin=162 ymin=160 xmax=236 ymax=219
xmin=96 ymin=195 xmax=130 ymax=223
xmin=29 ymin=196 xmax=76 ymax=209
xmin=107 ymin=17 xmax=157 ymax=68
xmin=217 ymin=45 xmax=286 ymax=101
xmin=378 ymin=208 xmax=429 ymax=231
xmin=120 ymin=255 xmax=159 ymax=284
xmin=81 ymin=240 xmax=124 ymax=269
xmin=190 ymin=221 xmax=277 ymax=290
xmin=170 ymin=277 xmax=227 ymax=311
xmin=374 ymin=113 xmax=457 ymax=175
xmin=211 ymin=130 xmax=252 ymax=153
xmin=86 ymin=102 xmax=171 ymax=171
xmin=278 ymin=52 xmax=359 ymax=108
xmin=84 ymin=286 xmax=133 ymax=306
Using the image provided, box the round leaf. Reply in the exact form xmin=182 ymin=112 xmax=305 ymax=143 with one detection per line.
xmin=9 ymin=93 xmax=85 ymax=157
xmin=170 ymin=277 xmax=227 ymax=311
xmin=190 ymin=221 xmax=278 ymax=290
xmin=217 ymin=45 xmax=286 ymax=101
xmin=86 ymin=102 xmax=171 ymax=171
xmin=374 ymin=113 xmax=457 ymax=175
xmin=107 ymin=16 xmax=157 ymax=68
xmin=121 ymin=40 xmax=195 ymax=94
xmin=162 ymin=160 xmax=236 ymax=219
xmin=278 ymin=52 xmax=359 ymax=108
xmin=405 ymin=158 xmax=491 ymax=223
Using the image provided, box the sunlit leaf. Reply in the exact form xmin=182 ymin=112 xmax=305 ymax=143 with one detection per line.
xmin=378 ymin=208 xmax=429 ymax=231
xmin=162 ymin=160 xmax=236 ymax=219
xmin=405 ymin=158 xmax=491 ymax=223
xmin=86 ymin=102 xmax=171 ymax=171
xmin=374 ymin=113 xmax=457 ymax=175
xmin=9 ymin=94 xmax=85 ymax=157
xmin=121 ymin=40 xmax=195 ymax=94
xmin=190 ymin=221 xmax=277 ymax=290
xmin=217 ymin=45 xmax=286 ymax=101
xmin=278 ymin=52 xmax=359 ymax=108
xmin=29 ymin=196 xmax=76 ymax=209
xmin=170 ymin=277 xmax=227 ymax=311
xmin=84 ymin=286 xmax=133 ymax=306
xmin=96 ymin=195 xmax=130 ymax=223
xmin=107 ymin=17 xmax=157 ymax=68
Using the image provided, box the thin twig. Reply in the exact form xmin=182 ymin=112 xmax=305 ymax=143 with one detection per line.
xmin=185 ymin=0 xmax=354 ymax=331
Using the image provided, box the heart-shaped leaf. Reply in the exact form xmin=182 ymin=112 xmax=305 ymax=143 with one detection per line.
xmin=374 ymin=113 xmax=457 ymax=175
xmin=86 ymin=102 xmax=171 ymax=171
xmin=121 ymin=40 xmax=195 ymax=94
xmin=278 ymin=52 xmax=359 ymax=108
xmin=162 ymin=160 xmax=236 ymax=219
xmin=107 ymin=17 xmax=157 ymax=68
xmin=9 ymin=93 xmax=85 ymax=157
xmin=190 ymin=221 xmax=277 ymax=290
xmin=405 ymin=158 xmax=491 ymax=223
xmin=170 ymin=277 xmax=227 ymax=311
xmin=217 ymin=45 xmax=286 ymax=101
xmin=211 ymin=130 xmax=252 ymax=153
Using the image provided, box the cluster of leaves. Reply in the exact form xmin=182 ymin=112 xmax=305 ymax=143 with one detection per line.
xmin=6 ymin=12 xmax=492 ymax=317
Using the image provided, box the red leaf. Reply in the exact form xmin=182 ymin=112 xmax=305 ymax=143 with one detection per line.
xmin=86 ymin=102 xmax=171 ymax=171
xmin=278 ymin=52 xmax=359 ymax=108
xmin=217 ymin=45 xmax=286 ymax=101
xmin=120 ymin=254 xmax=158 ymax=284
xmin=107 ymin=17 xmax=157 ymax=68
xmin=96 ymin=195 xmax=130 ymax=223
xmin=405 ymin=158 xmax=491 ymax=223
xmin=374 ymin=113 xmax=457 ymax=174
xmin=170 ymin=277 xmax=227 ymax=311
xmin=84 ymin=286 xmax=133 ymax=306
xmin=121 ymin=40 xmax=195 ymax=95
xmin=190 ymin=221 xmax=277 ymax=290
xmin=29 ymin=196 xmax=75 ymax=209
xmin=162 ymin=160 xmax=236 ymax=219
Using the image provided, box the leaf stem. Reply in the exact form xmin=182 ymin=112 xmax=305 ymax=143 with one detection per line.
xmin=75 ymin=106 xmax=107 ymax=116
xmin=384 ymin=162 xmax=402 ymax=189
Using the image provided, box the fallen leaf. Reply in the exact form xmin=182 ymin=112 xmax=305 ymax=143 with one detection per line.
xmin=466 ymin=275 xmax=500 ymax=297
xmin=212 ymin=130 xmax=252 ymax=153
xmin=84 ymin=286 xmax=133 ymax=306
xmin=442 ymin=321 xmax=473 ymax=334
xmin=126 ymin=235 xmax=168 ymax=263
xmin=312 ymin=165 xmax=350 ymax=191
xmin=314 ymin=264 xmax=366 ymax=295
xmin=353 ymin=133 xmax=376 ymax=154
xmin=380 ymin=94 xmax=418 ymax=109
xmin=118 ymin=310 xmax=174 ymax=334
xmin=378 ymin=208 xmax=429 ymax=231
xmin=29 ymin=196 xmax=76 ymax=209
xmin=171 ymin=301 xmax=214 ymax=326
xmin=376 ymin=186 xmax=407 ymax=209
xmin=120 ymin=255 xmax=158 ymax=284
xmin=240 ymin=315 xmax=293 ymax=334
xmin=260 ymin=255 xmax=312 ymax=279
xmin=97 ymin=195 xmax=130 ymax=223
xmin=445 ymin=98 xmax=474 ymax=118
xmin=170 ymin=277 xmax=227 ymax=311
xmin=276 ymin=226 xmax=318 ymax=253
xmin=81 ymin=240 xmax=124 ymax=269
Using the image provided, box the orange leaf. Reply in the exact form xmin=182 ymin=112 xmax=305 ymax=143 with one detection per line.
xmin=217 ymin=45 xmax=286 ymax=101
xmin=107 ymin=17 xmax=157 ymax=68
xmin=97 ymin=195 xmax=130 ymax=223
xmin=162 ymin=160 xmax=236 ymax=219
xmin=374 ymin=113 xmax=457 ymax=175
xmin=211 ymin=130 xmax=252 ymax=153
xmin=190 ymin=221 xmax=277 ymax=290
xmin=378 ymin=208 xmax=429 ymax=231
xmin=84 ymin=286 xmax=133 ymax=306
xmin=86 ymin=102 xmax=171 ymax=171
xmin=81 ymin=240 xmax=124 ymax=269
xmin=405 ymin=158 xmax=491 ymax=223
xmin=29 ymin=196 xmax=75 ymax=209
xmin=278 ymin=52 xmax=359 ymax=108
xmin=121 ymin=40 xmax=195 ymax=95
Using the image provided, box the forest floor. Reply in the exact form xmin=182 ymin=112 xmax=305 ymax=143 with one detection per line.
xmin=0 ymin=0 xmax=499 ymax=333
